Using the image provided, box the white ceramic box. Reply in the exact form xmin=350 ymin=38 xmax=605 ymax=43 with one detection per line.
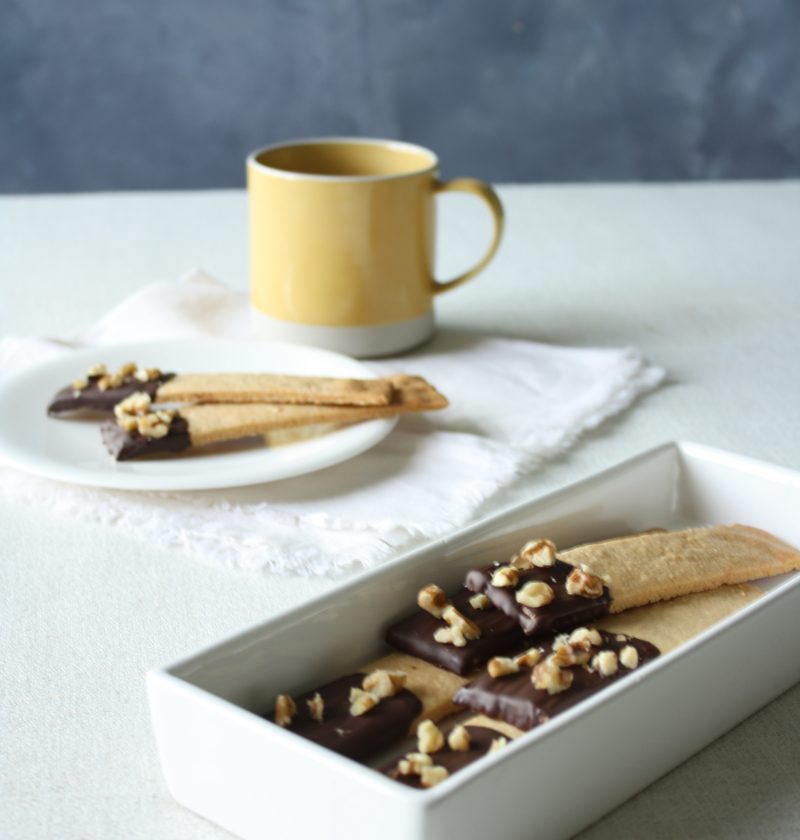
xmin=147 ymin=442 xmax=800 ymax=840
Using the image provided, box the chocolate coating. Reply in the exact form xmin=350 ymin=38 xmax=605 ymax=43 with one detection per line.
xmin=270 ymin=674 xmax=422 ymax=762
xmin=386 ymin=588 xmax=526 ymax=675
xmin=101 ymin=416 xmax=191 ymax=460
xmin=47 ymin=373 xmax=173 ymax=416
xmin=453 ymin=631 xmax=659 ymax=731
xmin=382 ymin=725 xmax=506 ymax=788
xmin=465 ymin=559 xmax=612 ymax=636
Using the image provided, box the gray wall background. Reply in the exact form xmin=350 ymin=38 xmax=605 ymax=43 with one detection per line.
xmin=2 ymin=0 xmax=800 ymax=193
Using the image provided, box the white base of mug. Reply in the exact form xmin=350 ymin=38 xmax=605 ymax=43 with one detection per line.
xmin=250 ymin=309 xmax=435 ymax=358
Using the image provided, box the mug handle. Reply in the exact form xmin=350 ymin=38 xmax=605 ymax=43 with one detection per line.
xmin=431 ymin=178 xmax=504 ymax=294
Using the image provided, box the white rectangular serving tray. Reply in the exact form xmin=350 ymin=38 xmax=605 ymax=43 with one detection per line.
xmin=147 ymin=442 xmax=800 ymax=840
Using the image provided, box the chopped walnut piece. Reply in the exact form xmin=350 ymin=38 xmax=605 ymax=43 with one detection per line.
xmin=515 ymin=580 xmax=555 ymax=608
xmin=137 ymin=414 xmax=170 ymax=439
xmin=349 ymin=687 xmax=380 ymax=716
xmin=145 ymin=367 xmax=162 ymax=380
xmin=487 ymin=656 xmax=520 ymax=678
xmin=491 ymin=565 xmax=519 ymax=588
xmin=433 ymin=626 xmax=466 ymax=647
xmin=117 ymin=362 xmax=137 ymax=377
xmin=447 ymin=725 xmax=470 ymax=752
xmin=469 ymin=592 xmax=491 ymax=610
xmin=514 ymin=648 xmax=542 ymax=668
xmin=274 ymin=694 xmax=296 ymax=727
xmin=417 ymin=719 xmax=445 ymax=754
xmin=397 ymin=752 xmax=433 ymax=775
xmin=568 ymin=627 xmax=603 ymax=649
xmin=96 ymin=375 xmax=113 ymax=391
xmin=87 ymin=363 xmax=107 ymax=377
xmin=114 ymin=392 xmax=152 ymax=418
xmin=306 ymin=692 xmax=324 ymax=722
xmin=592 ymin=650 xmax=619 ymax=677
xmin=551 ymin=643 xmax=591 ymax=668
xmin=442 ymin=604 xmax=481 ymax=641
xmin=619 ymin=646 xmax=639 ymax=670
xmin=565 ymin=567 xmax=605 ymax=599
xmin=417 ymin=584 xmax=448 ymax=618
xmin=552 ymin=633 xmax=571 ymax=651
xmin=489 ymin=737 xmax=508 ymax=753
xmin=513 ymin=538 xmax=557 ymax=570
xmin=133 ymin=367 xmax=150 ymax=382
xmin=71 ymin=377 xmax=89 ymax=391
xmin=420 ymin=765 xmax=449 ymax=788
xmin=532 ymin=658 xmax=574 ymax=694
xmin=362 ymin=669 xmax=406 ymax=699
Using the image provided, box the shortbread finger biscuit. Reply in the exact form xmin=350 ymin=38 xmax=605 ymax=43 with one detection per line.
xmin=101 ymin=375 xmax=448 ymax=460
xmin=362 ymin=652 xmax=467 ymax=729
xmin=597 ymin=582 xmax=762 ymax=653
xmin=564 ymin=525 xmax=800 ymax=613
xmin=453 ymin=630 xmax=660 ymax=731
xmin=155 ymin=372 xmax=392 ymax=406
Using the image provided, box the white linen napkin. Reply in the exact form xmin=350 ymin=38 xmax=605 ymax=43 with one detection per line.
xmin=0 ymin=271 xmax=664 ymax=575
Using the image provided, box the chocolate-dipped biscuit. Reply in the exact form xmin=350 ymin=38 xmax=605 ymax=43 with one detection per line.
xmin=453 ymin=630 xmax=659 ymax=731
xmin=269 ymin=673 xmax=422 ymax=762
xmin=48 ymin=369 xmax=173 ymax=415
xmin=465 ymin=559 xmax=612 ymax=637
xmin=386 ymin=588 xmax=526 ymax=676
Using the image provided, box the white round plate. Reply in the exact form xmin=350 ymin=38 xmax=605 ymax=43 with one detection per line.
xmin=0 ymin=339 xmax=397 ymax=491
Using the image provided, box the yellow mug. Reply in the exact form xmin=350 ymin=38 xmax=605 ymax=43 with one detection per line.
xmin=247 ymin=138 xmax=504 ymax=357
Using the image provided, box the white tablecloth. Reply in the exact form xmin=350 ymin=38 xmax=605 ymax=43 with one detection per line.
xmin=1 ymin=182 xmax=799 ymax=839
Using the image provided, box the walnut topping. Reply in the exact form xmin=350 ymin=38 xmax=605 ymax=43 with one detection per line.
xmin=397 ymin=752 xmax=433 ymax=775
xmin=514 ymin=647 xmax=542 ymax=668
xmin=137 ymin=413 xmax=171 ymax=439
xmin=489 ymin=736 xmax=508 ymax=753
xmin=417 ymin=719 xmax=445 ymax=754
xmin=420 ymin=765 xmax=449 ymax=788
xmin=71 ymin=377 xmax=89 ymax=392
xmin=87 ymin=363 xmax=107 ymax=377
xmin=447 ymin=725 xmax=470 ymax=751
xmin=592 ymin=650 xmax=619 ymax=677
xmin=442 ymin=605 xmax=481 ymax=641
xmin=515 ymin=580 xmax=555 ymax=609
xmin=619 ymin=645 xmax=639 ymax=670
xmin=117 ymin=361 xmax=137 ymax=377
xmin=274 ymin=694 xmax=296 ymax=727
xmin=565 ymin=567 xmax=605 ymax=599
xmin=114 ymin=392 xmax=152 ymax=418
xmin=552 ymin=633 xmax=571 ymax=652
xmin=568 ymin=627 xmax=603 ymax=648
xmin=487 ymin=656 xmax=520 ymax=678
xmin=96 ymin=375 xmax=113 ymax=391
xmin=362 ymin=669 xmax=406 ymax=699
xmin=417 ymin=584 xmax=448 ymax=618
xmin=513 ymin=538 xmax=557 ymax=569
xmin=306 ymin=692 xmax=324 ymax=722
xmin=532 ymin=658 xmax=574 ymax=694
xmin=469 ymin=592 xmax=492 ymax=610
xmin=114 ymin=393 xmax=176 ymax=439
xmin=491 ymin=565 xmax=519 ymax=588
xmin=433 ymin=626 xmax=464 ymax=647
xmin=349 ymin=687 xmax=380 ymax=716
xmin=551 ymin=643 xmax=591 ymax=668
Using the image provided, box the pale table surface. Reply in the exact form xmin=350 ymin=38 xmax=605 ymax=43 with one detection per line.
xmin=1 ymin=182 xmax=799 ymax=839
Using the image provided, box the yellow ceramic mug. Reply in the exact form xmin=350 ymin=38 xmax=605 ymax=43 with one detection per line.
xmin=247 ymin=138 xmax=504 ymax=356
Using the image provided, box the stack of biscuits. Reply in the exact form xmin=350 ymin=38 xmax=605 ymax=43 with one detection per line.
xmin=46 ymin=362 xmax=449 ymax=459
